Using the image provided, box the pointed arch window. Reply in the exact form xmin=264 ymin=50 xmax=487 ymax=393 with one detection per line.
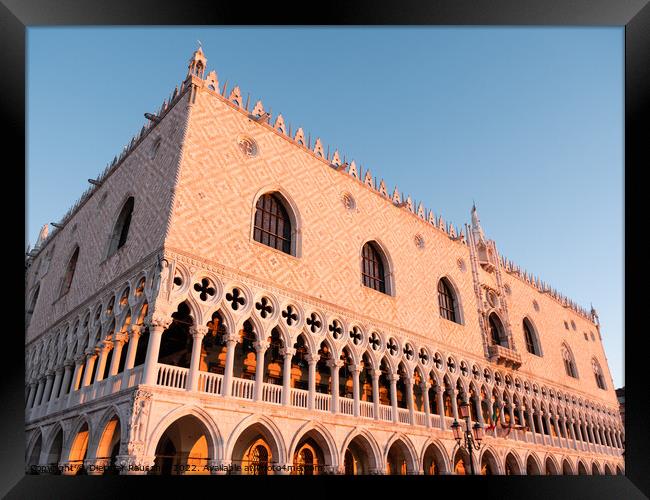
xmin=592 ymin=358 xmax=606 ymax=390
xmin=107 ymin=197 xmax=134 ymax=258
xmin=437 ymin=278 xmax=459 ymax=323
xmin=26 ymin=284 xmax=40 ymax=327
xmin=59 ymin=246 xmax=79 ymax=297
xmin=361 ymin=242 xmax=387 ymax=294
xmin=562 ymin=345 xmax=578 ymax=379
xmin=488 ymin=313 xmax=508 ymax=347
xmin=523 ymin=318 xmax=541 ymax=356
xmin=253 ymin=193 xmax=292 ymax=254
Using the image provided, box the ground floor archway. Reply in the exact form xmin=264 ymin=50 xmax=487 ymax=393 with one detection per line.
xmin=151 ymin=415 xmax=213 ymax=475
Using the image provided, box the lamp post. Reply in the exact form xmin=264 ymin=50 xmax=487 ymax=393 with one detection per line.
xmin=451 ymin=399 xmax=484 ymax=475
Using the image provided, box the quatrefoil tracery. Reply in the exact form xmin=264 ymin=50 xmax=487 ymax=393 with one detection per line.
xmin=418 ymin=348 xmax=428 ymax=364
xmin=255 ymin=297 xmax=273 ymax=319
xmin=328 ymin=320 xmax=343 ymax=340
xmin=282 ymin=305 xmax=299 ymax=326
xmin=194 ymin=278 xmax=216 ymax=302
xmin=349 ymin=326 xmax=362 ymax=345
xmin=403 ymin=344 xmax=414 ymax=360
xmin=225 ymin=288 xmax=246 ymax=310
xmin=369 ymin=332 xmax=381 ymax=351
xmin=306 ymin=313 xmax=322 ymax=333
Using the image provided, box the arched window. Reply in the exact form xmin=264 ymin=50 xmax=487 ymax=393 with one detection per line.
xmin=488 ymin=313 xmax=508 ymax=347
xmin=60 ymin=246 xmax=79 ymax=297
xmin=562 ymin=344 xmax=578 ymax=379
xmin=438 ymin=278 xmax=459 ymax=323
xmin=253 ymin=193 xmax=292 ymax=254
xmin=592 ymin=358 xmax=606 ymax=390
xmin=523 ymin=318 xmax=541 ymax=356
xmin=107 ymin=197 xmax=134 ymax=258
xmin=361 ymin=242 xmax=388 ymax=294
xmin=26 ymin=284 xmax=40 ymax=327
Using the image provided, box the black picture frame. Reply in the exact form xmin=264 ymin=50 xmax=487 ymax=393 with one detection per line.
xmin=3 ymin=0 xmax=648 ymax=498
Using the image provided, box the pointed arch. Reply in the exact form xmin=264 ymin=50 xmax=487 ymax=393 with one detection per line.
xmin=384 ymin=434 xmax=419 ymax=475
xmin=227 ymin=414 xmax=287 ymax=469
xmin=251 ymin=187 xmax=301 ymax=257
xmin=525 ymin=452 xmax=543 ymax=475
xmin=479 ymin=446 xmax=502 ymax=475
xmin=146 ymin=404 xmax=222 ymax=462
xmin=107 ymin=196 xmax=135 ymax=258
xmin=437 ymin=276 xmax=463 ymax=324
xmin=545 ymin=454 xmax=561 ymax=475
xmin=561 ymin=343 xmax=579 ymax=378
xmin=59 ymin=245 xmax=80 ymax=297
xmin=523 ymin=317 xmax=542 ymax=356
xmin=360 ymin=239 xmax=394 ymax=295
xmin=488 ymin=312 xmax=508 ymax=348
xmin=288 ymin=421 xmax=339 ymax=471
xmin=505 ymin=451 xmax=524 ymax=475
xmin=340 ymin=428 xmax=382 ymax=474
xmin=420 ymin=439 xmax=451 ymax=475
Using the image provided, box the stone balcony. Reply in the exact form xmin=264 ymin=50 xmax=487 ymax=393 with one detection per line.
xmin=488 ymin=344 xmax=522 ymax=369
xmin=25 ymin=361 xmax=624 ymax=460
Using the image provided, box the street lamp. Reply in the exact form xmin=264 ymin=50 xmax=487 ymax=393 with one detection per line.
xmin=451 ymin=399 xmax=484 ymax=475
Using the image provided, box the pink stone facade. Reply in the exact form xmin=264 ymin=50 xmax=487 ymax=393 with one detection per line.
xmin=24 ymin=48 xmax=623 ymax=476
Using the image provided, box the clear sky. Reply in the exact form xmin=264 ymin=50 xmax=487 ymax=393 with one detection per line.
xmin=27 ymin=27 xmax=624 ymax=388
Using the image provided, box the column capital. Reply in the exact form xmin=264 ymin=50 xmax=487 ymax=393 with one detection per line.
xmin=147 ymin=314 xmax=172 ymax=330
xmin=45 ymin=371 xmax=55 ymax=380
xmin=113 ymin=332 xmax=128 ymax=344
xmin=190 ymin=325 xmax=209 ymax=338
xmin=388 ymin=373 xmax=400 ymax=383
xmin=281 ymin=347 xmax=296 ymax=357
xmin=74 ymin=354 xmax=86 ymax=365
xmin=127 ymin=323 xmax=143 ymax=337
xmin=85 ymin=347 xmax=99 ymax=358
xmin=371 ymin=368 xmax=382 ymax=378
xmin=421 ymin=381 xmax=431 ymax=390
xmin=254 ymin=340 xmax=269 ymax=352
xmin=64 ymin=359 xmax=75 ymax=368
xmin=100 ymin=340 xmax=114 ymax=352
xmin=306 ymin=353 xmax=320 ymax=365
xmin=328 ymin=359 xmax=344 ymax=369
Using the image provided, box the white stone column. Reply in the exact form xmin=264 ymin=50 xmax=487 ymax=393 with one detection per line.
xmin=82 ymin=349 xmax=99 ymax=387
xmin=508 ymin=404 xmax=516 ymax=427
xmin=33 ymin=378 xmax=45 ymax=407
xmin=389 ymin=373 xmax=399 ymax=423
xmin=41 ymin=373 xmax=54 ymax=406
xmin=351 ymin=365 xmax=360 ymax=417
xmin=449 ymin=388 xmax=459 ymax=420
xmin=94 ymin=341 xmax=113 ymax=383
xmin=329 ymin=359 xmax=342 ymax=414
xmin=108 ymin=333 xmax=127 ymax=377
xmin=122 ymin=325 xmax=142 ymax=373
xmin=221 ymin=336 xmax=238 ymax=397
xmin=142 ymin=317 xmax=171 ymax=386
xmin=437 ymin=387 xmax=446 ymax=430
xmin=406 ymin=376 xmax=415 ymax=425
xmin=307 ymin=353 xmax=319 ymax=411
xmin=70 ymin=355 xmax=85 ymax=392
xmin=187 ymin=326 xmax=208 ymax=392
xmin=422 ymin=382 xmax=431 ymax=428
xmin=59 ymin=362 xmax=73 ymax=397
xmin=280 ymin=347 xmax=295 ymax=405
xmin=475 ymin=396 xmax=485 ymax=427
xmin=371 ymin=369 xmax=380 ymax=420
xmin=48 ymin=368 xmax=64 ymax=405
xmin=253 ymin=340 xmax=269 ymax=401
xmin=26 ymin=382 xmax=37 ymax=409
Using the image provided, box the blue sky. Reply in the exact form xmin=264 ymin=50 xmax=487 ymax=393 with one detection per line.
xmin=27 ymin=27 xmax=623 ymax=388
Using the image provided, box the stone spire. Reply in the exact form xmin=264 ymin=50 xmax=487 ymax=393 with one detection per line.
xmin=187 ymin=45 xmax=207 ymax=79
xmin=471 ymin=203 xmax=486 ymax=244
xmin=35 ymin=223 xmax=49 ymax=248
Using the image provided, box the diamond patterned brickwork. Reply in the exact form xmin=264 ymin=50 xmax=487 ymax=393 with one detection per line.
xmin=25 ymin=94 xmax=191 ymax=343
xmin=165 ymin=89 xmax=485 ymax=358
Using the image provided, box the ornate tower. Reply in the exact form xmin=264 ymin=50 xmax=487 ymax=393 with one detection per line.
xmin=466 ymin=204 xmax=521 ymax=369
xmin=186 ymin=45 xmax=206 ymax=80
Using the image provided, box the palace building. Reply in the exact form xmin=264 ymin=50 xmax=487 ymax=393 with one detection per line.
xmin=24 ymin=47 xmax=624 ymax=475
